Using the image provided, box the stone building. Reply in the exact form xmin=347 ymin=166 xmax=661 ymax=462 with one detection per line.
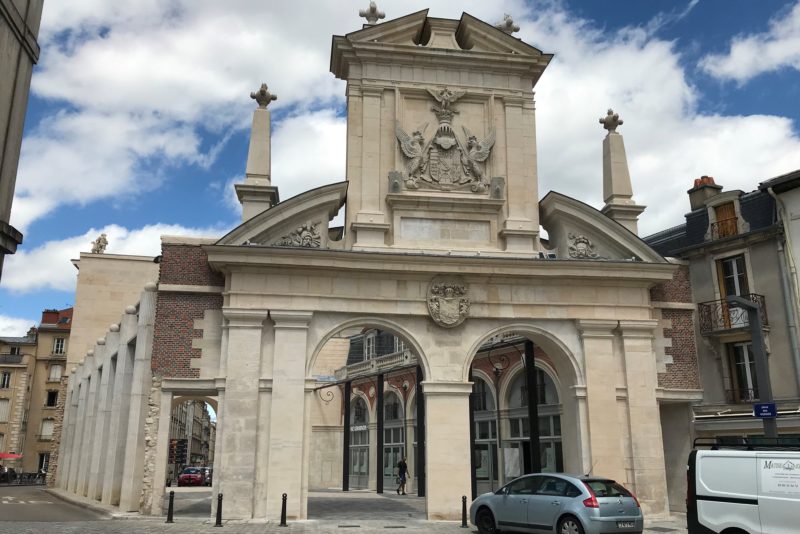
xmin=646 ymin=174 xmax=800 ymax=444
xmin=166 ymin=399 xmax=215 ymax=480
xmin=0 ymin=307 xmax=71 ymax=476
xmin=56 ymin=8 xmax=702 ymax=522
xmin=0 ymin=0 xmax=42 ymax=280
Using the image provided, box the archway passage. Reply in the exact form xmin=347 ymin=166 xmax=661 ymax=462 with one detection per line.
xmin=307 ymin=325 xmax=427 ymax=519
xmin=467 ymin=331 xmax=575 ymax=498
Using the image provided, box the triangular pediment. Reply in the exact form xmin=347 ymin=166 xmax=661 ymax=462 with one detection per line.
xmin=216 ymin=182 xmax=347 ymax=249
xmin=540 ymin=191 xmax=666 ymax=263
xmin=455 ymin=13 xmax=549 ymax=57
xmin=342 ymin=9 xmax=429 ymax=46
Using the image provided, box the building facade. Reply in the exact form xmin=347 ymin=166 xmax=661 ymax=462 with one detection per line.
xmin=0 ymin=0 xmax=43 ymax=279
xmin=646 ymin=174 xmax=800 ymax=444
xmin=56 ymin=9 xmax=703 ymax=522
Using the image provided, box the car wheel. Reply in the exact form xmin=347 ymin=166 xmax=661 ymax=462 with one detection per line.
xmin=476 ymin=508 xmax=499 ymax=534
xmin=557 ymin=516 xmax=585 ymax=534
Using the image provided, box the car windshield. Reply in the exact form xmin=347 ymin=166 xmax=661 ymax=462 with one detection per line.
xmin=584 ymin=479 xmax=631 ymax=498
xmin=182 ymin=468 xmax=200 ymax=474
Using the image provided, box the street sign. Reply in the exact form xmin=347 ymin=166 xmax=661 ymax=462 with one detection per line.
xmin=753 ymin=402 xmax=777 ymax=418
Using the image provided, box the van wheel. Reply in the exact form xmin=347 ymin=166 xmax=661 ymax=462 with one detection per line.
xmin=558 ymin=516 xmax=585 ymax=534
xmin=476 ymin=508 xmax=499 ymax=534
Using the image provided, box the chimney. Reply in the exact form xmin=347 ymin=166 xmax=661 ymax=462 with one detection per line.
xmin=41 ymin=309 xmax=59 ymax=325
xmin=688 ymin=175 xmax=722 ymax=211
xmin=599 ymin=109 xmax=645 ymax=234
xmin=235 ymin=83 xmax=280 ymax=221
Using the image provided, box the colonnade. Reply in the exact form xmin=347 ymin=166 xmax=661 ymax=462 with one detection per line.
xmin=55 ymin=283 xmax=157 ymax=511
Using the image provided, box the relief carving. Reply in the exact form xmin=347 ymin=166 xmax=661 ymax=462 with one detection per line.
xmin=427 ymin=276 xmax=470 ymax=328
xmin=567 ymin=233 xmax=601 ymax=259
xmin=395 ymin=86 xmax=495 ymax=193
xmin=273 ymin=222 xmax=322 ymax=248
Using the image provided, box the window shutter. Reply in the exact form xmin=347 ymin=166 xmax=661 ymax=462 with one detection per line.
xmin=0 ymin=399 xmax=9 ymax=422
xmin=41 ymin=419 xmax=54 ymax=437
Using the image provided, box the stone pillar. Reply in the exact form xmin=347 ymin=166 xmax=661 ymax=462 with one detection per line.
xmin=599 ymin=110 xmax=645 ymax=234
xmin=76 ymin=351 xmax=99 ymax=496
xmin=619 ymin=321 xmax=669 ymax=517
xmin=148 ymin=384 xmax=171 ymax=516
xmin=66 ymin=363 xmax=88 ymax=493
xmin=102 ymin=307 xmax=138 ymax=505
xmin=500 ymin=97 xmax=539 ymax=252
xmin=55 ymin=371 xmax=76 ymax=489
xmin=217 ymin=308 xmax=267 ymax=519
xmin=351 ymin=86 xmax=390 ymax=247
xmin=119 ymin=284 xmax=157 ymax=512
xmin=577 ymin=320 xmax=626 ymax=483
xmin=266 ymin=311 xmax=313 ymax=520
xmin=89 ymin=332 xmax=117 ymax=500
xmin=422 ymin=381 xmax=473 ymax=521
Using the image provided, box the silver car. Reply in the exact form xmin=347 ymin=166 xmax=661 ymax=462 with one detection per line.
xmin=470 ymin=473 xmax=643 ymax=534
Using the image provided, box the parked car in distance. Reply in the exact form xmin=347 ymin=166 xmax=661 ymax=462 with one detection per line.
xmin=177 ymin=467 xmax=205 ymax=487
xmin=200 ymin=467 xmax=213 ymax=486
xmin=0 ymin=466 xmax=17 ymax=484
xmin=470 ymin=473 xmax=643 ymax=534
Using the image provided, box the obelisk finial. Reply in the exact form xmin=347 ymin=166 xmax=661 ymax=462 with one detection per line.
xmin=250 ymin=83 xmax=277 ymax=109
xmin=495 ymin=14 xmax=520 ymax=35
xmin=600 ymin=108 xmax=623 ymax=133
xmin=359 ymin=2 xmax=385 ymax=26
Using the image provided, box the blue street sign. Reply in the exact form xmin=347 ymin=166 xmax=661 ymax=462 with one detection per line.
xmin=753 ymin=402 xmax=777 ymax=418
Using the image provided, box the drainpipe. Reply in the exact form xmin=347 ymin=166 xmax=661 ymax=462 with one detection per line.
xmin=767 ymin=187 xmax=800 ymax=391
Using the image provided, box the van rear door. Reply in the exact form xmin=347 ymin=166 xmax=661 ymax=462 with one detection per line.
xmin=694 ymin=450 xmax=760 ymax=534
xmin=756 ymin=452 xmax=800 ymax=534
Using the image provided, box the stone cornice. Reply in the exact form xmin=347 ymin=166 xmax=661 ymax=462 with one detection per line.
xmin=420 ymin=381 xmax=473 ymax=396
xmin=576 ymin=319 xmax=619 ymax=337
xmin=222 ymin=308 xmax=268 ymax=327
xmin=158 ymin=284 xmax=224 ymax=294
xmin=270 ymin=310 xmax=313 ymax=328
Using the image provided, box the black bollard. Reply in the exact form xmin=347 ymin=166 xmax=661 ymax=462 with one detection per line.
xmin=279 ymin=493 xmax=288 ymax=527
xmin=215 ymin=493 xmax=223 ymax=527
xmin=461 ymin=495 xmax=468 ymax=528
xmin=166 ymin=491 xmax=175 ymax=523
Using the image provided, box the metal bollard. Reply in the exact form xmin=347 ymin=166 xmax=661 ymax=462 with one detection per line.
xmin=461 ymin=495 xmax=468 ymax=528
xmin=166 ymin=491 xmax=175 ymax=523
xmin=215 ymin=493 xmax=223 ymax=527
xmin=279 ymin=493 xmax=288 ymax=527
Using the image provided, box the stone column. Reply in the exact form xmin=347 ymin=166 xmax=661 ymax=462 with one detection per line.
xmin=55 ymin=370 xmax=76 ymax=489
xmin=66 ymin=362 xmax=88 ymax=493
xmin=577 ymin=320 xmax=626 ymax=483
xmin=619 ymin=321 xmax=669 ymax=516
xmin=217 ymin=308 xmax=268 ymax=519
xmin=149 ymin=387 xmax=173 ymax=516
xmin=119 ymin=284 xmax=157 ymax=512
xmin=89 ymin=332 xmax=117 ymax=500
xmin=102 ymin=307 xmax=138 ymax=505
xmin=422 ymin=381 xmax=473 ymax=521
xmin=76 ymin=351 xmax=99 ymax=496
xmin=266 ymin=311 xmax=313 ymax=520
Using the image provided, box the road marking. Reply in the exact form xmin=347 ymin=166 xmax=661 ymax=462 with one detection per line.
xmin=1 ymin=500 xmax=55 ymax=504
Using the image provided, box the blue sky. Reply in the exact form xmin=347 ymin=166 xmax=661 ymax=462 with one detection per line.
xmin=2 ymin=0 xmax=800 ymax=334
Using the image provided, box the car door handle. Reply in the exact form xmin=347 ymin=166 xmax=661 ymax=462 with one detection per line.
xmin=520 ymin=500 xmax=527 ymax=504
xmin=551 ymin=501 xmax=561 ymax=506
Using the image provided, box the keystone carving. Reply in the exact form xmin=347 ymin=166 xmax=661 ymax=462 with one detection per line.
xmin=273 ymin=222 xmax=322 ymax=248
xmin=567 ymin=233 xmax=601 ymax=259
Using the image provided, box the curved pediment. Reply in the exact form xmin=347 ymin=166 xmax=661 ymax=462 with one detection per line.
xmin=539 ymin=192 xmax=666 ymax=263
xmin=216 ymin=182 xmax=347 ymax=248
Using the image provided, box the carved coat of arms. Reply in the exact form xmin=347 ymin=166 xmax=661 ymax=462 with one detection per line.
xmin=395 ymin=87 xmax=495 ymax=193
xmin=427 ymin=276 xmax=470 ymax=328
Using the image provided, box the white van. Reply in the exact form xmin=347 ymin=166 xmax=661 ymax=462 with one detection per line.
xmin=687 ymin=439 xmax=800 ymax=534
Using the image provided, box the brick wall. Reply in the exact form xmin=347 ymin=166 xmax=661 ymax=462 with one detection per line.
xmin=151 ymin=244 xmax=223 ymax=378
xmin=652 ymin=264 xmax=701 ymax=389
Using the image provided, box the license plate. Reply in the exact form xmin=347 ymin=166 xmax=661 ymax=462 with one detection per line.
xmin=616 ymin=521 xmax=635 ymax=528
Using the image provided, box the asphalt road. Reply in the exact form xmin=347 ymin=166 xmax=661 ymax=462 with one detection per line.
xmin=0 ymin=485 xmax=105 ymax=522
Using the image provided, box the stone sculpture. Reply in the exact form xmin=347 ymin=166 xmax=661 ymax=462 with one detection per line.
xmin=600 ymin=108 xmax=623 ymax=133
xmin=90 ymin=233 xmax=108 ymax=254
xmin=495 ymin=14 xmax=520 ymax=34
xmin=250 ymin=83 xmax=277 ymax=109
xmin=274 ymin=223 xmax=322 ymax=248
xmin=567 ymin=233 xmax=600 ymax=259
xmin=359 ymin=1 xmax=385 ymax=25
xmin=427 ymin=276 xmax=470 ymax=328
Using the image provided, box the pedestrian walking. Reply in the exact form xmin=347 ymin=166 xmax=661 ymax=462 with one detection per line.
xmin=396 ymin=456 xmax=409 ymax=495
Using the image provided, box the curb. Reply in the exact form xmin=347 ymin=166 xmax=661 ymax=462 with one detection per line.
xmin=45 ymin=488 xmax=116 ymax=518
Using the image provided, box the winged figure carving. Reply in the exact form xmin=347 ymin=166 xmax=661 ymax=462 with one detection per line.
xmin=427 ymin=87 xmax=466 ymax=111
xmin=395 ymin=122 xmax=429 ymax=183
xmin=461 ymin=126 xmax=496 ymax=188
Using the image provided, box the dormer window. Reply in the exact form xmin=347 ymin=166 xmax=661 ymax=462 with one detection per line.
xmin=712 ymin=202 xmax=737 ymax=239
xmin=364 ymin=332 xmax=376 ymax=360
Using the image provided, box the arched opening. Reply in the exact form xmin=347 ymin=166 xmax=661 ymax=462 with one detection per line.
xmin=467 ymin=330 xmax=577 ymax=497
xmin=307 ymin=322 xmax=426 ymax=519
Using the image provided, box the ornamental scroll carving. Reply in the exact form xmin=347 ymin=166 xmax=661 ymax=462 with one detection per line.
xmin=567 ymin=233 xmax=601 ymax=259
xmin=272 ymin=222 xmax=322 ymax=248
xmin=427 ymin=276 xmax=470 ymax=328
xmin=395 ymin=87 xmax=495 ymax=193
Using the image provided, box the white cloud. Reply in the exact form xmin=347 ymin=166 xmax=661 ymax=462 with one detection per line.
xmin=699 ymin=2 xmax=800 ymax=83
xmin=0 ymin=315 xmax=37 ymax=337
xmin=3 ymin=223 xmax=229 ymax=294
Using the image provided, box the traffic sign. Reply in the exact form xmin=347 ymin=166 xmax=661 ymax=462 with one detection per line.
xmin=753 ymin=402 xmax=777 ymax=418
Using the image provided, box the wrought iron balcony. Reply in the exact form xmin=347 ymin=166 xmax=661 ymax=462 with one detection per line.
xmin=0 ymin=354 xmax=23 ymax=364
xmin=710 ymin=217 xmax=738 ymax=240
xmin=725 ymin=388 xmax=759 ymax=404
xmin=698 ymin=293 xmax=768 ymax=335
